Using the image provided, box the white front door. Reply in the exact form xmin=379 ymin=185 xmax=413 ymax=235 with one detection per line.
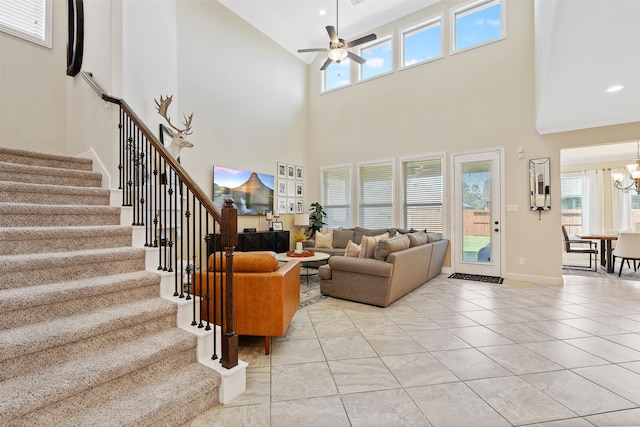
xmin=453 ymin=150 xmax=502 ymax=277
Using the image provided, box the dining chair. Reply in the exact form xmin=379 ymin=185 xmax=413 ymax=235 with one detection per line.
xmin=612 ymin=232 xmax=640 ymax=277
xmin=561 ymin=225 xmax=598 ymax=271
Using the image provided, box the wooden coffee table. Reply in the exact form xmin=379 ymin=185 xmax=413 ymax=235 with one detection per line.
xmin=277 ymin=252 xmax=330 ymax=284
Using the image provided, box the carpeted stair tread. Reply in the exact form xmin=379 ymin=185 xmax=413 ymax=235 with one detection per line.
xmin=0 ymin=247 xmax=147 ymax=288
xmin=0 ymin=225 xmax=133 ymax=255
xmin=0 ymin=271 xmax=161 ymax=327
xmin=0 ymin=328 xmax=200 ymax=424
xmin=0 ymin=160 xmax=102 ymax=187
xmin=0 ymin=297 xmax=177 ymax=362
xmin=0 ymin=181 xmax=110 ymax=205
xmin=0 ymin=203 xmax=121 ymax=227
xmin=0 ymin=147 xmax=93 ymax=171
xmin=13 ymin=361 xmax=220 ymax=427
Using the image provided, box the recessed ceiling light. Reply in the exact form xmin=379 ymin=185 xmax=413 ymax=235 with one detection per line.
xmin=318 ymin=9 xmax=326 ymax=16
xmin=607 ymin=85 xmax=624 ymax=93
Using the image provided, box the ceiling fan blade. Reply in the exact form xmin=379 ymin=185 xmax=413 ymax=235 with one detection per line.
xmin=345 ymin=33 xmax=377 ymax=48
xmin=298 ymin=48 xmax=328 ymax=53
xmin=326 ymin=26 xmax=339 ymax=44
xmin=320 ymin=57 xmax=334 ymax=71
xmin=347 ymin=51 xmax=366 ymax=65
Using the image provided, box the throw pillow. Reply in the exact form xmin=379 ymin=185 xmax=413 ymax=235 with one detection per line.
xmin=332 ymin=229 xmax=356 ymax=248
xmin=407 ymin=232 xmax=428 ymax=247
xmin=374 ymin=234 xmax=411 ymax=261
xmin=345 ymin=240 xmax=361 ymax=257
xmin=315 ymin=229 xmax=333 ymax=248
xmin=359 ymin=232 xmax=389 ymax=259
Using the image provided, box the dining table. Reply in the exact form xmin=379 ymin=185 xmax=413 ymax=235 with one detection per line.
xmin=578 ymin=234 xmax=619 ymax=273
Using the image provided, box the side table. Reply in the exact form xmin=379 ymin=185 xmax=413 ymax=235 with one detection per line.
xmin=276 ymin=252 xmax=330 ymax=284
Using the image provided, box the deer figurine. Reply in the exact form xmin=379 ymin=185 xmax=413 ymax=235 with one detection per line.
xmin=154 ymin=95 xmax=194 ymax=163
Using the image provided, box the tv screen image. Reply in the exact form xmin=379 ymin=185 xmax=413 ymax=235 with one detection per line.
xmin=212 ymin=165 xmax=274 ymax=216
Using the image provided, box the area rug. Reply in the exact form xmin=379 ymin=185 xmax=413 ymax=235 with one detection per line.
xmin=299 ymin=268 xmax=328 ymax=309
xmin=563 ymin=264 xmax=640 ymax=282
xmin=449 ymin=273 xmax=504 ymax=284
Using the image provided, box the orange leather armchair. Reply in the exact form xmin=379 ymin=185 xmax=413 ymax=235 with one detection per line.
xmin=192 ymin=251 xmax=300 ymax=355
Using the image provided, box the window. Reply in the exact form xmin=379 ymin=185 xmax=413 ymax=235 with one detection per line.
xmin=453 ymin=0 xmax=503 ymax=52
xmin=0 ymin=0 xmax=51 ymax=48
xmin=322 ymin=166 xmax=352 ymax=228
xmin=402 ymin=157 xmax=444 ymax=232
xmin=633 ymin=194 xmax=640 ymax=232
xmin=401 ymin=17 xmax=443 ymax=69
xmin=358 ymin=162 xmax=393 ymax=228
xmin=359 ymin=36 xmax=393 ymax=81
xmin=561 ymin=173 xmax=583 ymax=236
xmin=323 ymin=60 xmax=351 ymax=92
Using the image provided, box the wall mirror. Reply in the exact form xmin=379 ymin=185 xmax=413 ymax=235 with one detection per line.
xmin=530 ymin=158 xmax=550 ymax=211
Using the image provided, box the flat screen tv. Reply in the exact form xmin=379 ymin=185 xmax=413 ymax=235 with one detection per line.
xmin=212 ymin=165 xmax=274 ymax=216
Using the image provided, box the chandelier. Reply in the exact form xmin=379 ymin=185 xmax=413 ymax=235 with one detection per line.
xmin=612 ymin=142 xmax=640 ymax=194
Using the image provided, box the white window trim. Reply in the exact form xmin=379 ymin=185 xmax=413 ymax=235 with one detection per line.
xmin=399 ymin=14 xmax=444 ymax=71
xmin=0 ymin=0 xmax=52 ymax=48
xmin=450 ymin=0 xmax=506 ymax=56
xmin=320 ymin=164 xmax=354 ymax=228
xmin=357 ymin=159 xmax=395 ymax=227
xmin=357 ymin=34 xmax=395 ymax=83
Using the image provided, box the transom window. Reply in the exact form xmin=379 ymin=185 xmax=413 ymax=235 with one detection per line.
xmin=323 ymin=60 xmax=351 ymax=92
xmin=402 ymin=157 xmax=444 ymax=232
xmin=401 ymin=16 xmax=443 ymax=69
xmin=0 ymin=0 xmax=51 ymax=48
xmin=359 ymin=36 xmax=393 ymax=81
xmin=453 ymin=0 xmax=504 ymax=52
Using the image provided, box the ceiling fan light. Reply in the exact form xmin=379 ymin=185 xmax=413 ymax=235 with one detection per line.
xmin=328 ymin=48 xmax=348 ymax=62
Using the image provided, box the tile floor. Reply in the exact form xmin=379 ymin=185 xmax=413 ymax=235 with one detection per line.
xmin=186 ymin=274 xmax=640 ymax=426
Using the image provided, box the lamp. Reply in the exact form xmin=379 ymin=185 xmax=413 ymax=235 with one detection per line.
xmin=294 ymin=213 xmax=309 ymax=235
xmin=328 ymin=48 xmax=348 ymax=63
xmin=612 ymin=142 xmax=640 ymax=194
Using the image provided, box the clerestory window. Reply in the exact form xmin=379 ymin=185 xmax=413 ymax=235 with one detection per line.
xmin=401 ymin=16 xmax=443 ymax=69
xmin=452 ymin=0 xmax=504 ymax=53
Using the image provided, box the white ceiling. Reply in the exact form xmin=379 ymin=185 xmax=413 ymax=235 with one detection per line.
xmin=216 ymin=0 xmax=442 ymax=64
xmin=217 ymin=0 xmax=640 ymax=150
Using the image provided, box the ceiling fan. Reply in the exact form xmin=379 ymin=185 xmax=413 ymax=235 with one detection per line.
xmin=297 ymin=0 xmax=377 ymax=71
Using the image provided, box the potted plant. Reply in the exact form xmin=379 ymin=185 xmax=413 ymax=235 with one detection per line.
xmin=307 ymin=202 xmax=327 ymax=237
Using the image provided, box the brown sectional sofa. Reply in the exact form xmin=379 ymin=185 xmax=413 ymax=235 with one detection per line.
xmin=308 ymin=227 xmax=449 ymax=307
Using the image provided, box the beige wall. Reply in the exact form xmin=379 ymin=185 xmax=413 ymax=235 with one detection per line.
xmin=0 ymin=0 xmax=67 ymax=154
xmin=305 ymin=0 xmax=640 ymax=284
xmin=175 ymin=0 xmax=308 ymax=232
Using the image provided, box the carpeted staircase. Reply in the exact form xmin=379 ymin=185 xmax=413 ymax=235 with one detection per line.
xmin=0 ymin=147 xmax=221 ymax=426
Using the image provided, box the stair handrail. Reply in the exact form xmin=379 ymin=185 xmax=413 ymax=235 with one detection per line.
xmin=81 ymin=72 xmax=220 ymax=224
xmin=81 ymin=71 xmax=238 ymax=369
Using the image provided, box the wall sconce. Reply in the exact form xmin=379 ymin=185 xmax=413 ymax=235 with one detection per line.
xmin=530 ymin=158 xmax=550 ymax=218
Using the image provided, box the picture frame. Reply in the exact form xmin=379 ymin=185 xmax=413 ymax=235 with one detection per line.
xmin=287 ymin=164 xmax=295 ymax=179
xmin=287 ymin=198 xmax=295 ymax=213
xmin=277 ymin=179 xmax=287 ymax=196
xmin=287 ymin=180 xmax=296 ymax=197
xmin=296 ymin=165 xmax=304 ymax=180
xmin=277 ymin=197 xmax=287 ymax=214
xmin=272 ymin=221 xmax=283 ymax=231
xmin=296 ymin=199 xmax=304 ymax=213
xmin=295 ymin=182 xmax=304 ymax=197
xmin=277 ymin=162 xmax=287 ymax=179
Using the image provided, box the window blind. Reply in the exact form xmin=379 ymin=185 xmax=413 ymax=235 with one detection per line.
xmin=403 ymin=157 xmax=443 ymax=232
xmin=359 ymin=162 xmax=393 ymax=228
xmin=322 ymin=166 xmax=351 ymax=228
xmin=0 ymin=0 xmax=51 ymax=47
